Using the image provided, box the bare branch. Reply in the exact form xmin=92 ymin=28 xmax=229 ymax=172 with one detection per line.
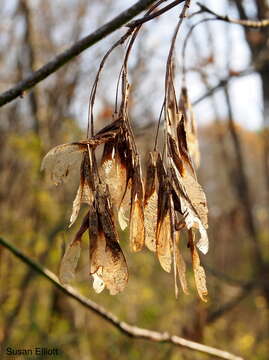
xmin=0 ymin=0 xmax=162 ymax=108
xmin=0 ymin=237 xmax=243 ymax=360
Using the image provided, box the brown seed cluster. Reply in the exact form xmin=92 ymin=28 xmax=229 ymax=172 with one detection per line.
xmin=41 ymin=81 xmax=209 ymax=301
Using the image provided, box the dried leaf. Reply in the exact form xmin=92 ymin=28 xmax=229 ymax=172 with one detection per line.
xmin=189 ymin=231 xmax=208 ymax=302
xmin=59 ymin=240 xmax=81 ymax=284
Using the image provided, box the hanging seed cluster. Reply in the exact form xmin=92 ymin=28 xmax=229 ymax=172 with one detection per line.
xmin=41 ymin=10 xmax=209 ymax=301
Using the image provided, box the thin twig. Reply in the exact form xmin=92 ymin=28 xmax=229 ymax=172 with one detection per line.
xmin=197 ymin=2 xmax=269 ymax=28
xmin=0 ymin=237 xmax=243 ymax=360
xmin=0 ymin=0 xmax=159 ymax=108
xmin=126 ymin=0 xmax=185 ymax=28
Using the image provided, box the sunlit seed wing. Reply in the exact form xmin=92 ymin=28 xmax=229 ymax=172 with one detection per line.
xmin=130 ymin=198 xmax=145 ymax=252
xmin=69 ymin=153 xmax=94 ymax=227
xmin=144 ymin=191 xmax=158 ymax=252
xmin=95 ymin=185 xmax=128 ymax=294
xmin=92 ymin=269 xmax=105 ymax=294
xmin=101 ymin=144 xmax=127 ymax=210
xmin=156 ymin=210 xmax=172 ymax=273
xmin=59 ymin=240 xmax=81 ymax=284
xmin=144 ymin=152 xmax=158 ymax=252
xmin=102 ymin=240 xmax=129 ymax=295
xmin=184 ymin=207 xmax=209 ymax=254
xmin=175 ymin=233 xmax=189 ymax=294
xmin=129 ymin=162 xmax=145 ymax=252
xmin=41 ymin=143 xmax=86 ymax=185
xmin=69 ymin=181 xmax=93 ymax=227
xmin=118 ymin=179 xmax=132 ymax=231
xmin=189 ymin=231 xmax=208 ymax=302
xmin=181 ymin=170 xmax=208 ymax=229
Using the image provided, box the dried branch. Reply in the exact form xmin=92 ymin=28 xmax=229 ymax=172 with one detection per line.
xmin=197 ymin=2 xmax=269 ymax=28
xmin=0 ymin=0 xmax=162 ymax=108
xmin=0 ymin=237 xmax=243 ymax=360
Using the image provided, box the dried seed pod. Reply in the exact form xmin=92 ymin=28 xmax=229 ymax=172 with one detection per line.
xmin=59 ymin=240 xmax=81 ymax=284
xmin=179 ymin=87 xmax=200 ymax=167
xmin=144 ymin=151 xmax=159 ymax=252
xmin=41 ymin=131 xmax=119 ymax=186
xmin=69 ymin=153 xmax=94 ymax=227
xmin=89 ymin=184 xmax=128 ymax=295
xmin=129 ymin=161 xmax=145 ymax=252
xmin=118 ymin=179 xmax=132 ymax=230
xmin=189 ymin=230 xmax=208 ymax=302
xmin=101 ymin=142 xmax=127 ymax=211
xmin=175 ymin=232 xmax=189 ymax=295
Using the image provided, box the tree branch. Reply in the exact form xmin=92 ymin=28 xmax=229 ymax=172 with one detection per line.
xmin=0 ymin=0 xmax=162 ymax=108
xmin=0 ymin=237 xmax=243 ymax=360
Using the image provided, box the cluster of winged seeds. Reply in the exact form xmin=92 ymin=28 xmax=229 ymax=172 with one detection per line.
xmin=41 ymin=81 xmax=209 ymax=301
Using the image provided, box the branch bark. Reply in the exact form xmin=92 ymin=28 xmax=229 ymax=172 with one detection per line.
xmin=0 ymin=237 xmax=243 ymax=360
xmin=0 ymin=0 xmax=162 ymax=108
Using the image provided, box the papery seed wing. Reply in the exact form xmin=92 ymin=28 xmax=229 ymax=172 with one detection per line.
xmin=92 ymin=269 xmax=105 ymax=294
xmin=184 ymin=207 xmax=209 ymax=254
xmin=177 ymin=117 xmax=195 ymax=174
xmin=175 ymin=233 xmax=189 ymax=294
xmin=41 ymin=143 xmax=86 ymax=185
xmin=130 ymin=198 xmax=145 ymax=252
xmin=144 ymin=190 xmax=158 ymax=253
xmin=95 ymin=185 xmax=128 ymax=294
xmin=129 ymin=162 xmax=145 ymax=252
xmin=189 ymin=231 xmax=208 ymax=302
xmin=156 ymin=209 xmax=172 ymax=273
xmin=101 ymin=143 xmax=127 ymax=210
xmin=59 ymin=240 xmax=81 ymax=284
xmin=118 ymin=179 xmax=132 ymax=230
xmin=168 ymin=133 xmax=184 ymax=176
xmin=102 ymin=239 xmax=129 ymax=295
xmin=181 ymin=171 xmax=208 ymax=229
xmin=179 ymin=88 xmax=200 ymax=167
xmin=69 ymin=154 xmax=94 ymax=227
xmin=144 ymin=190 xmax=158 ymax=252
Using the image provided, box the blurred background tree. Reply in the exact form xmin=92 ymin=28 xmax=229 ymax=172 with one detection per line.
xmin=0 ymin=0 xmax=269 ymax=359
